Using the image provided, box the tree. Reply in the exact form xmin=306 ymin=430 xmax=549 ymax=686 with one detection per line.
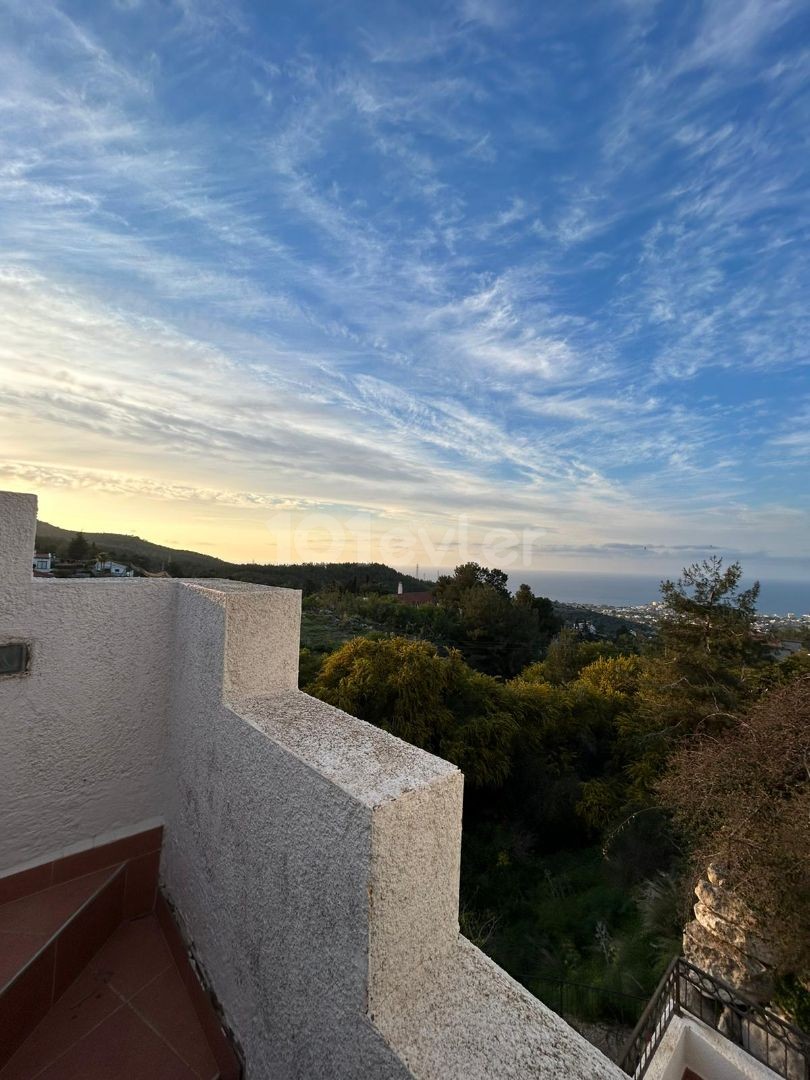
xmin=308 ymin=636 xmax=518 ymax=786
xmin=457 ymin=586 xmax=538 ymax=677
xmin=67 ymin=531 xmax=90 ymax=561
xmin=435 ymin=562 xmax=510 ymax=605
xmin=433 ymin=565 xmax=555 ymax=676
xmin=658 ymin=674 xmax=810 ymax=982
xmin=513 ymin=583 xmax=534 ymax=607
xmin=634 ymin=558 xmax=768 ymax=748
xmin=580 ymin=559 xmax=770 ymax=875
xmin=541 ymin=628 xmax=584 ymax=685
xmin=577 ymin=655 xmax=643 ymax=698
xmin=513 ymin=585 xmax=563 ymax=648
xmin=502 ymin=675 xmax=621 ymax=846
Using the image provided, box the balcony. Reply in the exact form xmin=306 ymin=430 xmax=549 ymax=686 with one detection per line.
xmin=0 ymin=490 xmax=625 ymax=1079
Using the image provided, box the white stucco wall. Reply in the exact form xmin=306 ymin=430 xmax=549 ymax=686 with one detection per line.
xmin=161 ymin=577 xmax=625 ymax=1079
xmin=0 ymin=493 xmax=171 ymax=871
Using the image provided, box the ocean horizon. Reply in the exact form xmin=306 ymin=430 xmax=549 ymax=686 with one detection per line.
xmin=507 ymin=571 xmax=810 ymax=618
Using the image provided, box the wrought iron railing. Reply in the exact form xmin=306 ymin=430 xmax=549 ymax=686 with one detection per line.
xmin=619 ymin=956 xmax=810 ymax=1079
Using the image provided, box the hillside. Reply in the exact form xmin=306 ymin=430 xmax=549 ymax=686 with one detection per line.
xmin=36 ymin=520 xmax=230 ymax=576
xmin=35 ymin=520 xmax=431 ymax=595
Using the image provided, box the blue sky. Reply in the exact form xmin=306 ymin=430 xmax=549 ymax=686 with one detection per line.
xmin=0 ymin=0 xmax=808 ymax=576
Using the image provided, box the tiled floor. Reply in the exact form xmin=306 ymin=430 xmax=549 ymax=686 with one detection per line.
xmin=0 ymin=915 xmax=219 ymax=1080
xmin=0 ymin=869 xmax=115 ymax=988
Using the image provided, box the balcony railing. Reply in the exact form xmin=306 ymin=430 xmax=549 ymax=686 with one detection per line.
xmin=619 ymin=956 xmax=810 ymax=1079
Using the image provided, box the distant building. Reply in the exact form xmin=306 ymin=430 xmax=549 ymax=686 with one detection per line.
xmin=395 ymin=582 xmax=436 ymax=607
xmin=32 ymin=552 xmax=53 ymax=574
xmin=94 ymin=559 xmax=134 ymax=577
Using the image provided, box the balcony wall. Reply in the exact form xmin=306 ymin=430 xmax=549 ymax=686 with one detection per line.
xmin=0 ymin=491 xmax=625 ymax=1080
xmin=0 ymin=491 xmax=170 ymax=871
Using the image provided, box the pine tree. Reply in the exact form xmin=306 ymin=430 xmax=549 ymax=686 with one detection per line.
xmin=66 ymin=531 xmax=90 ymax=561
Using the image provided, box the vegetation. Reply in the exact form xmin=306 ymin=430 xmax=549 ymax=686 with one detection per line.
xmin=658 ymin=674 xmax=810 ymax=979
xmin=37 ymin=520 xmax=428 ymax=591
xmin=311 ymin=638 xmax=518 ymax=787
xmin=303 ymin=557 xmax=808 ymax=1028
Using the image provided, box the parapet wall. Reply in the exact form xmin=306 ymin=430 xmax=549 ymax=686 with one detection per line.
xmin=0 ymin=491 xmax=624 ymax=1080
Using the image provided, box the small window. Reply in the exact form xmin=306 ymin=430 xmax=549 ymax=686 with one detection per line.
xmin=0 ymin=642 xmax=29 ymax=676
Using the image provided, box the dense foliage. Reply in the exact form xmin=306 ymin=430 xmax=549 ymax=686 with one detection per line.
xmin=310 ymin=637 xmax=518 ymax=786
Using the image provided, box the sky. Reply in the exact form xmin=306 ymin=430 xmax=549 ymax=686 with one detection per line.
xmin=0 ymin=0 xmax=808 ymax=578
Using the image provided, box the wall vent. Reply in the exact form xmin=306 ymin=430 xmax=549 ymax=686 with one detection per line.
xmin=0 ymin=642 xmax=30 ymax=677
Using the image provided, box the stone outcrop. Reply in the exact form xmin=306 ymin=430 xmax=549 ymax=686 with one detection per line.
xmin=683 ymin=865 xmax=778 ymax=1003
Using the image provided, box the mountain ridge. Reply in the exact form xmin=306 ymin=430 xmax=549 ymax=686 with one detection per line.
xmin=35 ymin=519 xmax=432 ymax=594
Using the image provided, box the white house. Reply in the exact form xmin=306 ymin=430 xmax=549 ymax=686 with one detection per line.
xmin=94 ymin=558 xmax=134 ymax=577
xmin=32 ymin=551 xmax=53 ymax=573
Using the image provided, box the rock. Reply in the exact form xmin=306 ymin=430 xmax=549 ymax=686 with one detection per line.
xmin=693 ymin=901 xmax=778 ymax=967
xmin=683 ymin=920 xmax=775 ymax=1002
xmin=695 ymin=878 xmax=761 ymax=934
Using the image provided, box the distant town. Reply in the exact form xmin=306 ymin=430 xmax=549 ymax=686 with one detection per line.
xmin=583 ymin=599 xmax=810 ymax=639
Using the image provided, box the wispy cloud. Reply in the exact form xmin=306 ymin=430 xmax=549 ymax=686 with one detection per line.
xmin=0 ymin=0 xmax=807 ymax=571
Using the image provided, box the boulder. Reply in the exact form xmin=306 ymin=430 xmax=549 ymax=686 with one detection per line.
xmin=684 ymin=918 xmax=774 ymax=1002
xmin=695 ymin=878 xmax=761 ymax=934
xmin=693 ymin=901 xmax=778 ymax=967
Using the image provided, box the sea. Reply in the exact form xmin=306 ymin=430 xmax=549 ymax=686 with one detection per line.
xmin=507 ymin=571 xmax=810 ymax=618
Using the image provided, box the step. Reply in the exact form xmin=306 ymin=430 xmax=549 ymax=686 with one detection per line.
xmin=0 ymin=864 xmax=127 ymax=1067
xmin=0 ymin=832 xmax=240 ymax=1078
xmin=0 ymin=866 xmax=123 ymax=990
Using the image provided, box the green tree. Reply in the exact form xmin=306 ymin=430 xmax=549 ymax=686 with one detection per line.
xmin=577 ymin=655 xmax=643 ymax=698
xmin=435 ymin=562 xmax=510 ymax=604
xmin=513 ymin=583 xmax=534 ymax=607
xmin=309 ymin=636 xmax=518 ymax=786
xmin=513 ymin=585 xmax=563 ymax=648
xmin=582 ymin=559 xmax=769 ymax=852
xmin=538 ymin=628 xmax=583 ymax=685
xmin=457 ymin=586 xmax=538 ymax=677
xmin=433 ymin=564 xmax=552 ymax=676
xmin=67 ymin=531 xmax=90 ymax=561
xmin=635 ymin=558 xmax=767 ymax=744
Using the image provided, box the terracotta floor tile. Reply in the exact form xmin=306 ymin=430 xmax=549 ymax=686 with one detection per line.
xmin=131 ymin=965 xmax=219 ymax=1080
xmin=0 ymin=931 xmax=48 ymax=988
xmin=0 ymin=869 xmax=115 ymax=937
xmin=89 ymin=915 xmax=173 ymax=1000
xmin=35 ymin=1005 xmax=198 ymax=1080
xmin=0 ymin=967 xmax=122 ymax=1080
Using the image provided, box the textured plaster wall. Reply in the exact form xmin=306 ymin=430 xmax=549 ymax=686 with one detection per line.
xmin=0 ymin=491 xmax=35 ymax=616
xmin=0 ymin=492 xmax=172 ymax=872
xmin=162 ymin=582 xmax=415 ymax=1078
